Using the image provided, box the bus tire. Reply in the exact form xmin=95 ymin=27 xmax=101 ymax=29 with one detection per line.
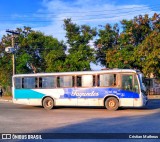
xmin=105 ymin=97 xmax=119 ymax=111
xmin=42 ymin=97 xmax=54 ymax=110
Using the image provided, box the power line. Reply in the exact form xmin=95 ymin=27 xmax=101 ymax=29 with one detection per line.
xmin=33 ymin=4 xmax=160 ymax=15
xmin=0 ymin=10 xmax=157 ymax=37
xmin=0 ymin=6 xmax=159 ymax=38
xmin=0 ymin=10 xmax=156 ymax=23
xmin=0 ymin=4 xmax=159 ymax=18
xmin=0 ymin=8 xmax=158 ymax=23
xmin=0 ymin=3 xmax=158 ymax=25
xmin=1 ymin=3 xmax=159 ymax=16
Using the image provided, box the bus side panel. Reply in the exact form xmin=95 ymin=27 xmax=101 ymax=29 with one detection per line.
xmin=33 ymin=89 xmax=77 ymax=106
xmin=13 ymin=99 xmax=42 ymax=106
xmin=118 ymin=89 xmax=140 ymax=107
xmin=119 ymin=98 xmax=134 ymax=107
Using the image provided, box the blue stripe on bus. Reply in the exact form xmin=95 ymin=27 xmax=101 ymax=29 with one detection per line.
xmin=14 ymin=88 xmax=139 ymax=99
xmin=14 ymin=89 xmax=44 ymax=99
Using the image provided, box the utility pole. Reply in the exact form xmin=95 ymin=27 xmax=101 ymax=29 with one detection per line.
xmin=6 ymin=29 xmax=19 ymax=75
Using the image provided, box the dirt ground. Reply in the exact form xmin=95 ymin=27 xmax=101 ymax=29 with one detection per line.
xmin=0 ymin=95 xmax=12 ymax=101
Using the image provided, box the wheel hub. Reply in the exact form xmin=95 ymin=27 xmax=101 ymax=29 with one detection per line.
xmin=47 ymin=100 xmax=52 ymax=107
xmin=109 ymin=100 xmax=115 ymax=108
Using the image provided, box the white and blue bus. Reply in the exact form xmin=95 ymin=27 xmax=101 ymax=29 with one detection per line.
xmin=12 ymin=69 xmax=148 ymax=110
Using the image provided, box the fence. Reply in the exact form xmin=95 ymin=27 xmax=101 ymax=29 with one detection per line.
xmin=147 ymin=87 xmax=160 ymax=95
xmin=145 ymin=78 xmax=160 ymax=96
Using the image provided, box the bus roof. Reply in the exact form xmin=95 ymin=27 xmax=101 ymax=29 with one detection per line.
xmin=13 ymin=69 xmax=138 ymax=77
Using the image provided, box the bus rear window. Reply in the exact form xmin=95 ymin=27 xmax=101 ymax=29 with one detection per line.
xmin=14 ymin=78 xmax=22 ymax=89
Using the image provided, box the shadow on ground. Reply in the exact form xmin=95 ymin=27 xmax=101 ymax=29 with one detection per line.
xmin=12 ymin=99 xmax=160 ymax=142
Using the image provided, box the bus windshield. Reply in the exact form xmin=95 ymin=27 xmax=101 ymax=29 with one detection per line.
xmin=138 ymin=73 xmax=146 ymax=93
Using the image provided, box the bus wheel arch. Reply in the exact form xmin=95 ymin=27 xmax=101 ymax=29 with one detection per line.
xmin=42 ymin=96 xmax=54 ymax=110
xmin=104 ymin=96 xmax=119 ymax=111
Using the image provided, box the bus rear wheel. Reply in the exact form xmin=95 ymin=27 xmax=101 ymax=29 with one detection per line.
xmin=105 ymin=97 xmax=119 ymax=111
xmin=43 ymin=97 xmax=54 ymax=110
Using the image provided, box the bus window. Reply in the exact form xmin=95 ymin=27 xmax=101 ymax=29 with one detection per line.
xmin=76 ymin=75 xmax=95 ymax=87
xmin=98 ymin=74 xmax=116 ymax=87
xmin=15 ymin=77 xmax=22 ymax=89
xmin=57 ymin=76 xmax=74 ymax=88
xmin=22 ymin=77 xmax=37 ymax=89
xmin=39 ymin=76 xmax=56 ymax=88
xmin=121 ymin=74 xmax=133 ymax=91
xmin=82 ymin=75 xmax=92 ymax=87
xmin=77 ymin=76 xmax=82 ymax=87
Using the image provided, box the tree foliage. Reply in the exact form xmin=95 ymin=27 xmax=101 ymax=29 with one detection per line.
xmin=95 ymin=24 xmax=119 ymax=66
xmin=134 ymin=31 xmax=160 ymax=77
xmin=0 ymin=34 xmax=13 ymax=87
xmin=96 ymin=13 xmax=160 ymax=78
xmin=0 ymin=27 xmax=67 ymax=88
xmin=64 ymin=19 xmax=97 ymax=71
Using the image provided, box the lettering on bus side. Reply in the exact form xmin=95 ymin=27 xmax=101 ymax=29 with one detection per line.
xmin=71 ymin=91 xmax=99 ymax=98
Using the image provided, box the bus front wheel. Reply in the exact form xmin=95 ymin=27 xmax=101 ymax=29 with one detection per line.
xmin=105 ymin=97 xmax=119 ymax=111
xmin=43 ymin=97 xmax=54 ymax=110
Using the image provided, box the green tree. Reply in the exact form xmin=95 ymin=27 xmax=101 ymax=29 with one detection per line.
xmin=134 ymin=31 xmax=160 ymax=77
xmin=101 ymin=13 xmax=159 ymax=71
xmin=64 ymin=19 xmax=97 ymax=71
xmin=44 ymin=36 xmax=66 ymax=72
xmin=0 ymin=34 xmax=13 ymax=88
xmin=95 ymin=24 xmax=119 ymax=67
xmin=106 ymin=45 xmax=135 ymax=69
xmin=16 ymin=28 xmax=66 ymax=73
xmin=0 ymin=27 xmax=67 ymax=90
xmin=120 ymin=14 xmax=151 ymax=46
xmin=0 ymin=51 xmax=12 ymax=87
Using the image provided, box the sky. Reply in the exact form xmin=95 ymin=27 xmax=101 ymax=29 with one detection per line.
xmin=0 ymin=0 xmax=159 ymax=41
xmin=0 ymin=0 xmax=159 ymax=70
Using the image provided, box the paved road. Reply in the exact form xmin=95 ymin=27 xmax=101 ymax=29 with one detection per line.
xmin=0 ymin=99 xmax=160 ymax=141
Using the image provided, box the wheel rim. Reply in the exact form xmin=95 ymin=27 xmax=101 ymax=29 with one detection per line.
xmin=108 ymin=100 xmax=116 ymax=108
